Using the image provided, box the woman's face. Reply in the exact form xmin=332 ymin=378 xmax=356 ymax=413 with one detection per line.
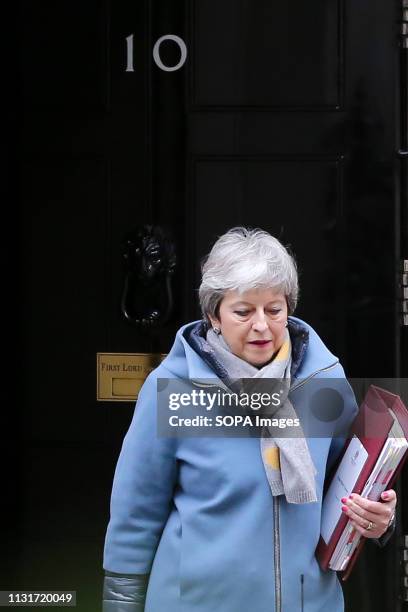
xmin=209 ymin=288 xmax=288 ymax=367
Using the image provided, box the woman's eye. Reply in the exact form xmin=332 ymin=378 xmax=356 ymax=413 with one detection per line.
xmin=234 ymin=311 xmax=250 ymax=316
xmin=268 ymin=310 xmax=281 ymax=315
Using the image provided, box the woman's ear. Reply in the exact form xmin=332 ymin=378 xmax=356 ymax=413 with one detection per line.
xmin=208 ymin=314 xmax=221 ymax=330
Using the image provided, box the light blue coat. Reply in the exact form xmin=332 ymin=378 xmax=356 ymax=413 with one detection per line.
xmin=103 ymin=317 xmax=359 ymax=612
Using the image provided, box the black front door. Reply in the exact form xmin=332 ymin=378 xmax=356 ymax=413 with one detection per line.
xmin=15 ymin=1 xmax=405 ymax=610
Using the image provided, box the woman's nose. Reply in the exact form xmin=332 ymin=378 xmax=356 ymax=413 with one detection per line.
xmin=251 ymin=313 xmax=268 ymax=332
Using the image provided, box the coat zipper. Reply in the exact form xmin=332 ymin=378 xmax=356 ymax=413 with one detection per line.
xmin=272 ymin=360 xmax=339 ymax=612
xmin=273 ymin=496 xmax=282 ymax=612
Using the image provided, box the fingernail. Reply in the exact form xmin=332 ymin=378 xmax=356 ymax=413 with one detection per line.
xmin=382 ymin=492 xmax=389 ymax=500
xmin=341 ymin=505 xmax=348 ymax=512
xmin=349 ymin=494 xmax=354 ymax=499
xmin=341 ymin=497 xmax=347 ymax=503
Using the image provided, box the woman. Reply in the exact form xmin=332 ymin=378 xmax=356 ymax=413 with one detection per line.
xmin=103 ymin=227 xmax=397 ymax=612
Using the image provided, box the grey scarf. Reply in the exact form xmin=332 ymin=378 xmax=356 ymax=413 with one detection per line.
xmin=206 ymin=328 xmax=317 ymax=504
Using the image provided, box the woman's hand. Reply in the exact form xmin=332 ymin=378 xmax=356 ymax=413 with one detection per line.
xmin=341 ymin=490 xmax=397 ymax=539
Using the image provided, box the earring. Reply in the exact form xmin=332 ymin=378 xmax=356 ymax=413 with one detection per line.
xmin=285 ymin=321 xmax=288 ymax=327
xmin=213 ymin=327 xmax=221 ymax=335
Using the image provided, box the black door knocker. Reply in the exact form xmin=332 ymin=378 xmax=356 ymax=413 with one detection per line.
xmin=121 ymin=225 xmax=177 ymax=329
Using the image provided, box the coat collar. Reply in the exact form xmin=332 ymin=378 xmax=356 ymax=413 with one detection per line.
xmin=184 ymin=318 xmax=309 ymax=379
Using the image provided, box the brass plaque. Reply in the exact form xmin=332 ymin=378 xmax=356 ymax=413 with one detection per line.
xmin=97 ymin=353 xmax=166 ymax=402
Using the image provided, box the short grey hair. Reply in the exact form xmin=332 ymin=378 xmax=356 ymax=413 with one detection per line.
xmin=198 ymin=227 xmax=299 ymax=323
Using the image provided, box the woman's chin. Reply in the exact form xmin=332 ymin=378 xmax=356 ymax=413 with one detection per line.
xmin=246 ymin=354 xmax=274 ymax=368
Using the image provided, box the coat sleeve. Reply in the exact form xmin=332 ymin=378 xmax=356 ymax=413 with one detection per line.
xmin=324 ymin=372 xmax=396 ymax=548
xmin=103 ymin=369 xmax=178 ymax=577
xmin=325 ymin=372 xmax=359 ymax=476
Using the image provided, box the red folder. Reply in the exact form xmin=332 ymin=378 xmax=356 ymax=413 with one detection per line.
xmin=316 ymin=385 xmax=408 ymax=580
